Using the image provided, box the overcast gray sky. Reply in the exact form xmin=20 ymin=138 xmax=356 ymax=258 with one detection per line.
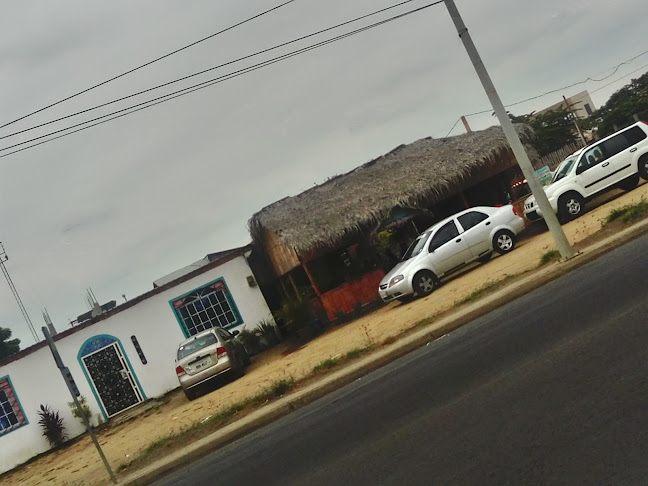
xmin=1 ymin=0 xmax=647 ymax=346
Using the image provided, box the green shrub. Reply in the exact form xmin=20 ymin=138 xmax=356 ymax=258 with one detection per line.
xmin=237 ymin=329 xmax=262 ymax=355
xmin=539 ymin=249 xmax=561 ymax=266
xmin=67 ymin=395 xmax=92 ymax=427
xmin=273 ymin=298 xmax=312 ymax=334
xmin=269 ymin=378 xmax=293 ymax=397
xmin=256 ymin=318 xmax=282 ymax=346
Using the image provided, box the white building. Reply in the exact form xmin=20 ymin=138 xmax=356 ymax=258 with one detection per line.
xmin=0 ymin=245 xmax=275 ymax=474
xmin=534 ymin=90 xmax=596 ymax=119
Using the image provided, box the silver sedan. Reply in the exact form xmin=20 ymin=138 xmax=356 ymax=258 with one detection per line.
xmin=378 ymin=205 xmax=525 ymax=303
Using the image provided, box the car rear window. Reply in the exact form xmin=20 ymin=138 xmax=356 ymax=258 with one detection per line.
xmin=177 ymin=333 xmax=218 ymax=359
xmin=624 ymin=126 xmax=647 ymax=146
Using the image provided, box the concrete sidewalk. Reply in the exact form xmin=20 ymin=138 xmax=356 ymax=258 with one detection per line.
xmin=120 ymin=215 xmax=648 ymax=486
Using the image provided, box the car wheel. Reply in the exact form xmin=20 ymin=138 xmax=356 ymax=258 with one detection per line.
xmin=638 ymin=155 xmax=648 ymax=180
xmin=242 ymin=349 xmax=251 ymax=367
xmin=412 ymin=270 xmax=439 ymax=297
xmin=477 ymin=252 xmax=492 ymax=263
xmin=558 ymin=192 xmax=585 ymax=223
xmin=184 ymin=387 xmax=197 ymax=401
xmin=619 ymin=174 xmax=639 ymax=191
xmin=493 ymin=230 xmax=515 ymax=255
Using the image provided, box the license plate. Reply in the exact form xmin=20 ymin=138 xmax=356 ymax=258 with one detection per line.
xmin=194 ymin=356 xmax=212 ymax=370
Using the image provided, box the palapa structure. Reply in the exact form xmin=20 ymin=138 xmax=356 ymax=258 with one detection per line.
xmin=249 ymin=124 xmax=536 ymax=320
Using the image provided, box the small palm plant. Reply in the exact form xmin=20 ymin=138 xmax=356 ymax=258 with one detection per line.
xmin=37 ymin=404 xmax=68 ymax=448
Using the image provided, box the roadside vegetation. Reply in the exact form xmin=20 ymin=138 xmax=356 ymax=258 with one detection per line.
xmin=312 ymin=346 xmax=372 ymax=373
xmin=453 ymin=274 xmax=517 ymax=307
xmin=603 ymin=199 xmax=648 ymax=226
xmin=119 ymin=375 xmax=297 ymax=472
xmin=539 ymin=249 xmax=561 ymax=266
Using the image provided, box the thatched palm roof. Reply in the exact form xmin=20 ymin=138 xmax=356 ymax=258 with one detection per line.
xmin=249 ymin=124 xmax=534 ymax=255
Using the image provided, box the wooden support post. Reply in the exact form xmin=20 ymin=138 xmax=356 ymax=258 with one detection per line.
xmin=301 ymin=261 xmax=322 ymax=298
xmin=287 ymin=273 xmax=300 ymax=299
xmin=458 ymin=190 xmax=469 ymax=209
xmin=461 ymin=115 xmax=472 ymax=133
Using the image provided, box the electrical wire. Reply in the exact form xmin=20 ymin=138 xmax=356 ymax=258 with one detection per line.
xmin=0 ymin=0 xmax=425 ymax=142
xmin=0 ymin=1 xmax=444 ymax=158
xmin=0 ymin=0 xmax=299 ymax=130
xmin=443 ymin=50 xmax=648 ymax=137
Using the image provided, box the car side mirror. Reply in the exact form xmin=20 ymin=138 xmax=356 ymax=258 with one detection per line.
xmin=231 ymin=330 xmax=240 ymax=336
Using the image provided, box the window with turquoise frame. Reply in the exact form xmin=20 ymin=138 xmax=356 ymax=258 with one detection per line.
xmin=170 ymin=278 xmax=243 ymax=337
xmin=0 ymin=376 xmax=28 ymax=435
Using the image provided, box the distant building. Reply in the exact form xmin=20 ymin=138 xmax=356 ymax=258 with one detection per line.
xmin=534 ymin=90 xmax=596 ymax=119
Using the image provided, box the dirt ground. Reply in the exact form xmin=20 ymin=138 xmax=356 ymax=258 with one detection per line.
xmin=3 ymin=183 xmax=647 ymax=486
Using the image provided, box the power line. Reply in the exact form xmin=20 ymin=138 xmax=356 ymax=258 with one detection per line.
xmin=0 ymin=0 xmax=299 ymax=130
xmin=0 ymin=243 xmax=39 ymax=343
xmin=0 ymin=0 xmax=424 ymax=143
xmin=443 ymin=50 xmax=648 ymax=137
xmin=0 ymin=1 xmax=444 ymax=158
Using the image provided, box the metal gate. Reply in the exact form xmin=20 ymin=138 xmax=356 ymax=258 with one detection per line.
xmin=81 ymin=341 xmax=143 ymax=417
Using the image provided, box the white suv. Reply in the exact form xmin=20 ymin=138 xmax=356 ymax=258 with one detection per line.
xmin=524 ymin=121 xmax=648 ymax=223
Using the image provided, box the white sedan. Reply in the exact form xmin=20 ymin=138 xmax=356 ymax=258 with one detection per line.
xmin=378 ymin=205 xmax=525 ymax=302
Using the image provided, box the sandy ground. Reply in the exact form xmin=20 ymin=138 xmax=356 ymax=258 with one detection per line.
xmin=3 ymin=182 xmax=647 ymax=486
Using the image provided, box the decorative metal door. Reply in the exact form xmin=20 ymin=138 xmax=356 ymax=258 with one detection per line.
xmin=82 ymin=342 xmax=143 ymax=417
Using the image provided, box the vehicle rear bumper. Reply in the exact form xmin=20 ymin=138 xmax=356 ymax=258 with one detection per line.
xmin=179 ymin=356 xmax=233 ymax=390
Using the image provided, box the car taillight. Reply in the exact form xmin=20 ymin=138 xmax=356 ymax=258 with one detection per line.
xmin=512 ymin=206 xmax=518 ymax=216
xmin=175 ymin=366 xmax=185 ymax=376
xmin=216 ymin=347 xmax=227 ymax=358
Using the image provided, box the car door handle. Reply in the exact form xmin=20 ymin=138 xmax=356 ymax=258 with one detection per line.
xmin=602 ymin=162 xmax=610 ymax=167
xmin=455 ymin=238 xmax=462 ymax=243
xmin=630 ymin=147 xmax=637 ymax=152
xmin=485 ymin=221 xmax=491 ymax=226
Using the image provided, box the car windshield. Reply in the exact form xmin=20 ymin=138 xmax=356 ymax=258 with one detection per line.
xmin=401 ymin=231 xmax=431 ymax=261
xmin=551 ymin=156 xmax=577 ymax=183
xmin=177 ymin=333 xmax=217 ymax=359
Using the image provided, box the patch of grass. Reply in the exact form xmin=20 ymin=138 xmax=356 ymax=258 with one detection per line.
xmin=344 ymin=347 xmax=370 ymax=360
xmin=312 ymin=347 xmax=372 ymax=373
xmin=603 ymin=199 xmax=648 ymax=226
xmin=539 ymin=249 xmax=561 ymax=266
xmin=453 ymin=274 xmax=517 ymax=307
xmin=132 ymin=376 xmax=297 ymax=466
xmin=381 ymin=335 xmax=398 ymax=346
xmin=142 ymin=434 xmax=177 ymax=456
xmin=250 ymin=378 xmax=295 ymax=405
xmin=312 ymin=357 xmax=342 ymax=373
xmin=414 ymin=316 xmax=435 ymax=328
xmin=455 ymin=289 xmax=484 ymax=306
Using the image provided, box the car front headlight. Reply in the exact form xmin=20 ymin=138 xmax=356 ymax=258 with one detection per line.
xmin=389 ymin=275 xmax=404 ymax=287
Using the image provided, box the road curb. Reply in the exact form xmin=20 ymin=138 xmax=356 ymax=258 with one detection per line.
xmin=121 ymin=218 xmax=648 ymax=485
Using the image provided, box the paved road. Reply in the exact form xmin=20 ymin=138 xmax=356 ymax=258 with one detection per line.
xmin=154 ymin=233 xmax=648 ymax=486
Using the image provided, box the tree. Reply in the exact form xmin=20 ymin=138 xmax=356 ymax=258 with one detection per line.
xmin=511 ymin=108 xmax=580 ymax=156
xmin=0 ymin=327 xmax=20 ymax=360
xmin=595 ymin=72 xmax=648 ymax=137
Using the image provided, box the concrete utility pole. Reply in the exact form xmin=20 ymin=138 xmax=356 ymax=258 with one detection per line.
xmin=443 ymin=0 xmax=574 ymax=260
xmin=42 ymin=327 xmax=118 ymax=484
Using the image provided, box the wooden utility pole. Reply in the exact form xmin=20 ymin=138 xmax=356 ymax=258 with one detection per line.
xmin=563 ymin=95 xmax=587 ymax=146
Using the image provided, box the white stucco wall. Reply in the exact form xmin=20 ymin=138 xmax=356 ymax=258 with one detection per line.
xmin=0 ymin=254 xmax=274 ymax=474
